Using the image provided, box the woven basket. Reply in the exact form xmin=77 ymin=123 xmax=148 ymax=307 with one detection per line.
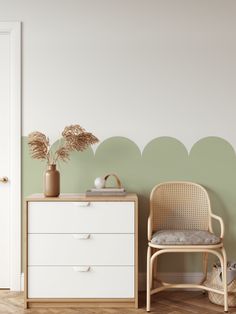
xmin=205 ymin=265 xmax=236 ymax=307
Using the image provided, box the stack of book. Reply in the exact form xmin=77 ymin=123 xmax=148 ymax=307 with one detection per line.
xmin=86 ymin=187 xmax=126 ymax=196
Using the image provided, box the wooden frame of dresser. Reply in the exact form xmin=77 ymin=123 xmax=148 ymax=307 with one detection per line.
xmin=24 ymin=193 xmax=138 ymax=309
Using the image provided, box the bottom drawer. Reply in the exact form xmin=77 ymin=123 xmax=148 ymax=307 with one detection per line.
xmin=28 ymin=266 xmax=134 ymax=298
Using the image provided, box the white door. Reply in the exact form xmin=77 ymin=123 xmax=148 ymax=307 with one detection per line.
xmin=0 ymin=31 xmax=11 ymax=288
xmin=0 ymin=22 xmax=21 ymax=290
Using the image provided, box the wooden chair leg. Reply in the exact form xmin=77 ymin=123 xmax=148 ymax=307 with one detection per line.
xmin=146 ymin=245 xmax=151 ymax=312
xmin=221 ymin=247 xmax=228 ymax=313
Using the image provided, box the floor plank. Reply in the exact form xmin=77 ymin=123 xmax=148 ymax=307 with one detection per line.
xmin=0 ymin=290 xmax=235 ymax=314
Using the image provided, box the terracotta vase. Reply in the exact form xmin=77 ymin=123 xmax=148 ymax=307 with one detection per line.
xmin=44 ymin=164 xmax=60 ymax=197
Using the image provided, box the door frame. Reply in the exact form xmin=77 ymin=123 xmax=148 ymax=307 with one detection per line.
xmin=0 ymin=21 xmax=21 ymax=291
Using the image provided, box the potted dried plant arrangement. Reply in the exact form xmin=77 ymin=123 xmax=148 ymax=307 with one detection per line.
xmin=28 ymin=125 xmax=99 ymax=197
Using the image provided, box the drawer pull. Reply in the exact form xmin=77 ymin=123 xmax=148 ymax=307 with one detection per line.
xmin=74 ymin=202 xmax=91 ymax=207
xmin=73 ymin=266 xmax=90 ymax=272
xmin=73 ymin=234 xmax=91 ymax=240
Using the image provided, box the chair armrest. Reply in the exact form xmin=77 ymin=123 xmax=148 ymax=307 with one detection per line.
xmin=148 ymin=216 xmax=152 ymax=241
xmin=210 ymin=213 xmax=224 ymax=239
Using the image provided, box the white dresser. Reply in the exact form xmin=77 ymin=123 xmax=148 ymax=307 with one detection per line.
xmin=24 ymin=193 xmax=138 ymax=309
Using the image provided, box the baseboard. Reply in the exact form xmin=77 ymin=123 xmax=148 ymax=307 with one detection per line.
xmin=20 ymin=273 xmax=24 ymax=291
xmin=21 ymin=272 xmax=207 ymax=292
xmin=9 ymin=273 xmax=22 ymax=291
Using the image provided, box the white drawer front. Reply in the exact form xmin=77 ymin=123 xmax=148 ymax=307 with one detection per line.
xmin=28 ymin=266 xmax=134 ymax=298
xmin=28 ymin=201 xmax=134 ymax=233
xmin=28 ymin=234 xmax=134 ymax=266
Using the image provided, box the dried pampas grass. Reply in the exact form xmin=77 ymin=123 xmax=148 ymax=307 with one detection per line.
xmin=28 ymin=124 xmax=99 ymax=165
xmin=28 ymin=132 xmax=50 ymax=163
xmin=62 ymin=125 xmax=99 ymax=152
xmin=54 ymin=144 xmax=71 ymax=163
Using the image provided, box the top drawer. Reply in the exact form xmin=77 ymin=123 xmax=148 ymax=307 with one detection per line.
xmin=28 ymin=201 xmax=135 ymax=233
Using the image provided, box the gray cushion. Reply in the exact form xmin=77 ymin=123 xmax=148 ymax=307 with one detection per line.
xmin=151 ymin=230 xmax=221 ymax=245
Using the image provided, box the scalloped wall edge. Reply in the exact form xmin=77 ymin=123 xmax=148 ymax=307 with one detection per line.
xmin=22 ymin=135 xmax=236 ymax=157
xmin=96 ymin=136 xmax=236 ymax=156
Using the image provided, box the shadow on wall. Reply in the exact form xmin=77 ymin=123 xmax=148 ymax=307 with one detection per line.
xmin=22 ymin=136 xmax=236 ymax=273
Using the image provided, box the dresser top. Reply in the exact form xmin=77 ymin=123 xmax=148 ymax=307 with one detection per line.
xmin=26 ymin=193 xmax=138 ymax=202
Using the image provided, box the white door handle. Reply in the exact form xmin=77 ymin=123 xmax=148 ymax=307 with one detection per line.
xmin=73 ymin=266 xmax=90 ymax=272
xmin=74 ymin=202 xmax=91 ymax=207
xmin=73 ymin=234 xmax=91 ymax=240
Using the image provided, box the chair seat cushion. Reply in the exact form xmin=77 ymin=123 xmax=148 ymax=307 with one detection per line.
xmin=151 ymin=230 xmax=221 ymax=245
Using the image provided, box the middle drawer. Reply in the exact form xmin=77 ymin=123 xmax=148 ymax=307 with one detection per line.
xmin=28 ymin=233 xmax=134 ymax=266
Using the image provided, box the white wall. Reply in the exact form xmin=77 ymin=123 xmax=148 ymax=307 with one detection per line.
xmin=1 ymin=0 xmax=236 ymax=150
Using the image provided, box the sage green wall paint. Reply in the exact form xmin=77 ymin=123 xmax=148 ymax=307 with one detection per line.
xmin=22 ymin=136 xmax=236 ymax=273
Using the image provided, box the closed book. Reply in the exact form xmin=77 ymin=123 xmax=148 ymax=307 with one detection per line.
xmin=86 ymin=190 xmax=126 ymax=196
xmin=90 ymin=188 xmax=125 ymax=192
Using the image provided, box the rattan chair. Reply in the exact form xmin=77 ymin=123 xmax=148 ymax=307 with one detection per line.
xmin=146 ymin=181 xmax=228 ymax=312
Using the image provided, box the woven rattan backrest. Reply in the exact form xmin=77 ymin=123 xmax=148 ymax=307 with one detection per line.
xmin=150 ymin=182 xmax=211 ymax=231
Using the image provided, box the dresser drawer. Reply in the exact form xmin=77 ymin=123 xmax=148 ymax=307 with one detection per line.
xmin=28 ymin=201 xmax=134 ymax=233
xmin=28 ymin=233 xmax=134 ymax=266
xmin=28 ymin=266 xmax=134 ymax=298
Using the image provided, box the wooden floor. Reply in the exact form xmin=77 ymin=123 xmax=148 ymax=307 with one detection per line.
xmin=0 ymin=290 xmax=236 ymax=314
